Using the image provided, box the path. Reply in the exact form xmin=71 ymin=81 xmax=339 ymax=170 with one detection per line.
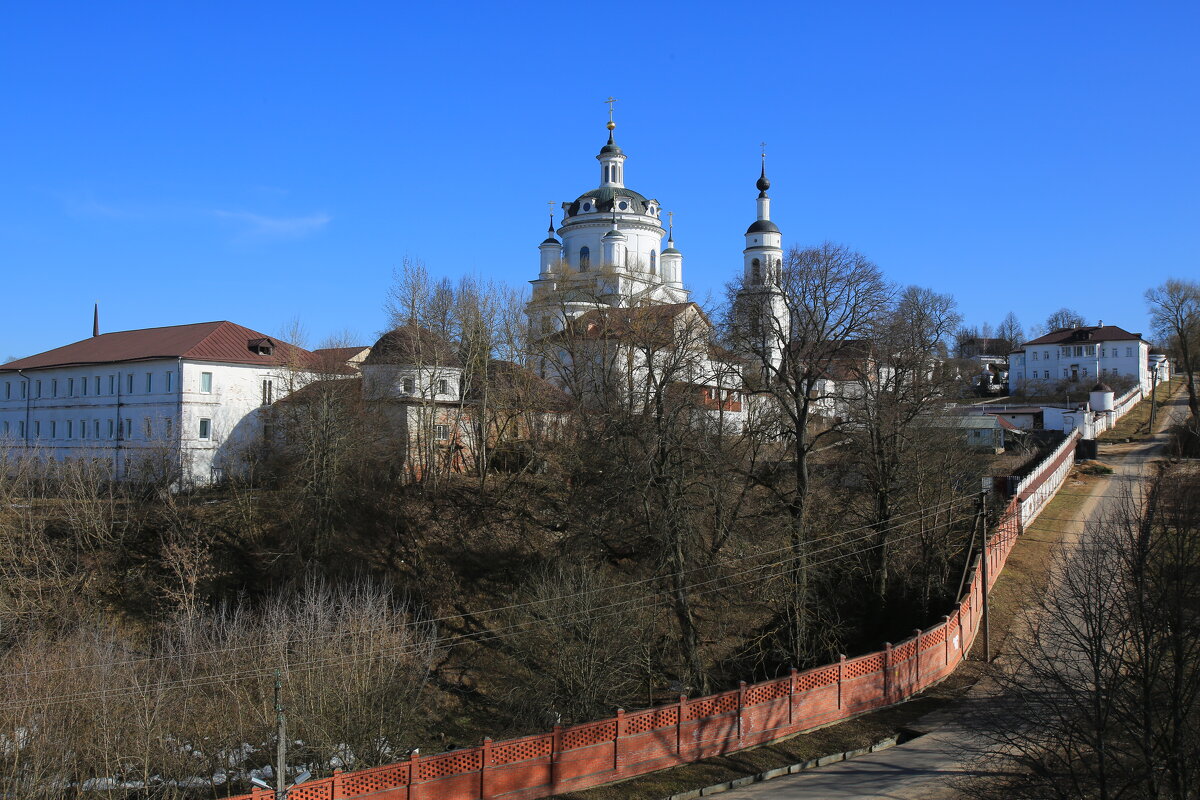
xmin=718 ymin=390 xmax=1191 ymax=800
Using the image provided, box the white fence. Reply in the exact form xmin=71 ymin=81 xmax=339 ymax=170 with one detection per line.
xmin=1017 ymin=429 xmax=1081 ymax=528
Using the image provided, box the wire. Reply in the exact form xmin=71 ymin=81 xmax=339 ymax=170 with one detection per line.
xmin=0 ymin=495 xmax=977 ymax=681
xmin=0 ymin=509 xmax=978 ymax=711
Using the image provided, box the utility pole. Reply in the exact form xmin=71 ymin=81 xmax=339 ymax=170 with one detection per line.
xmin=978 ymin=492 xmax=991 ymax=663
xmin=275 ymin=670 xmax=287 ymax=800
xmin=1150 ymin=363 xmax=1159 ymax=430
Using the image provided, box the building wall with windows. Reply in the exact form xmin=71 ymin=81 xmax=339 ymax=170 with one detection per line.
xmin=0 ymin=358 xmax=285 ymax=482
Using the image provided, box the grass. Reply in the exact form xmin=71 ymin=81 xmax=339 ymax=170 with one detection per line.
xmin=1097 ymin=377 xmax=1184 ymax=442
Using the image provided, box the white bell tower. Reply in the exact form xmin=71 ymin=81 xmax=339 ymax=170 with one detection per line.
xmin=736 ymin=152 xmax=788 ymax=374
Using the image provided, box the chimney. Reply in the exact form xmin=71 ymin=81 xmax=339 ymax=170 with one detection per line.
xmin=1098 ymin=319 xmax=1102 ymax=327
xmin=93 ymin=303 xmax=100 ymax=337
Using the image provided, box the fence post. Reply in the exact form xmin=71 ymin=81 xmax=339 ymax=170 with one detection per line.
xmin=331 ymin=768 xmax=343 ymax=800
xmin=883 ymin=643 xmax=893 ymax=704
xmin=737 ymin=681 xmax=747 ymax=743
xmin=479 ymin=738 xmax=492 ymax=800
xmin=614 ymin=708 xmax=625 ymax=775
xmin=677 ymin=694 xmax=687 ymax=758
xmin=942 ymin=616 xmax=951 ymax=666
xmin=408 ymin=750 xmax=422 ymax=800
xmin=837 ymin=654 xmax=846 ymax=710
xmin=550 ymin=725 xmax=562 ymax=793
xmin=913 ymin=629 xmax=922 ymax=691
xmin=788 ymin=667 xmax=797 ymax=726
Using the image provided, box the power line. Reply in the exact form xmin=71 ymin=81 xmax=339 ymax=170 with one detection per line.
xmin=0 ymin=508 xmax=982 ymax=711
xmin=1 ymin=495 xmax=976 ymax=681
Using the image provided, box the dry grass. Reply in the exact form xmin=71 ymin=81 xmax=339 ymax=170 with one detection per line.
xmin=1097 ymin=377 xmax=1184 ymax=442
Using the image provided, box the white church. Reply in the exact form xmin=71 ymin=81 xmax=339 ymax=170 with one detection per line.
xmin=525 ymin=113 xmax=789 ymax=421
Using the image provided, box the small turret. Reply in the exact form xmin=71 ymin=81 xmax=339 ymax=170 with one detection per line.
xmin=539 ymin=212 xmax=561 ymax=277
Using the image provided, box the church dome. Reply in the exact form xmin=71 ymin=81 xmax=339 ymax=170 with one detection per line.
xmin=745 ymin=219 xmax=780 ymax=234
xmin=365 ymin=324 xmax=461 ymax=368
xmin=1090 ymin=382 xmax=1113 ymax=393
xmin=567 ymin=186 xmax=652 ymax=217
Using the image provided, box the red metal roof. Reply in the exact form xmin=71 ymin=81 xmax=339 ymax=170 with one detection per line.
xmin=1020 ymin=325 xmax=1144 ymax=347
xmin=1 ymin=321 xmax=315 ymax=371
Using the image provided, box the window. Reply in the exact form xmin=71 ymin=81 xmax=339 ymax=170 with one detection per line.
xmin=34 ymin=421 xmax=40 ymax=437
xmin=751 ymin=258 xmax=762 ymax=283
xmin=123 ymin=418 xmax=131 ymax=439
xmin=35 ymin=380 xmax=42 ymax=398
xmin=1 ymin=421 xmax=7 ymax=435
xmin=165 ymin=371 xmax=173 ymax=392
xmin=579 ymin=246 xmax=590 ymax=271
xmin=261 ymin=379 xmax=273 ymax=405
xmin=68 ymin=378 xmax=74 ymax=396
xmin=1126 ymin=347 xmax=1133 ymax=358
xmin=107 ymin=419 xmax=114 ymax=438
xmin=1044 ymin=351 xmax=1049 ymax=360
xmin=649 ymin=250 xmax=657 ymax=275
xmin=402 ymin=377 xmax=414 ymax=394
xmin=198 ymin=418 xmax=211 ymax=440
xmin=109 ymin=375 xmax=116 ymax=394
xmin=200 ymin=372 xmax=213 ymax=393
xmin=93 ymin=419 xmax=100 ymax=439
xmin=145 ymin=373 xmax=153 ymax=393
xmin=433 ymin=424 xmax=449 ymax=441
xmin=1101 ymin=348 xmax=1106 ymax=358
xmin=80 ymin=419 xmax=87 ymax=439
xmin=164 ymin=418 xmax=173 ymax=438
xmin=438 ymin=379 xmax=449 ymax=395
xmin=1044 ymin=371 xmax=1050 ymax=379
xmin=20 ymin=382 xmax=26 ymax=399
xmin=126 ymin=373 xmax=133 ymax=393
xmin=51 ymin=379 xmax=57 ymax=397
xmin=94 ymin=376 xmax=100 ymax=395
xmin=1082 ymin=367 xmax=1088 ymax=377
xmin=82 ymin=377 xmax=89 ymax=396
xmin=3 ymin=382 xmax=8 ymax=400
xmin=50 ymin=420 xmax=56 ymax=438
xmin=1063 ymin=368 xmax=1069 ymax=377
xmin=144 ymin=418 xmax=153 ymax=439
xmin=1101 ymin=368 xmax=1108 ymax=376
xmin=17 ymin=421 xmax=23 ymax=437
xmin=1032 ymin=351 xmax=1038 ymax=361
xmin=66 ymin=420 xmax=73 ymax=438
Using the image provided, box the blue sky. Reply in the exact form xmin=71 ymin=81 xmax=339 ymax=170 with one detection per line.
xmin=2 ymin=1 xmax=1196 ymax=359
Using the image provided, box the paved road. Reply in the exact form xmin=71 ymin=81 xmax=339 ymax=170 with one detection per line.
xmin=720 ymin=391 xmax=1191 ymax=800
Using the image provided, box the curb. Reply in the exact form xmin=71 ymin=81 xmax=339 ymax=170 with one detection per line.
xmin=661 ymin=735 xmax=900 ymax=799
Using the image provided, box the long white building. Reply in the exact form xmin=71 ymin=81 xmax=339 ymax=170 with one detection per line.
xmin=0 ymin=320 xmax=315 ymax=483
xmin=1007 ymin=323 xmax=1161 ymax=395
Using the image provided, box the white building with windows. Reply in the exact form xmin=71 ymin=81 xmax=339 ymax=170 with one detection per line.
xmin=0 ymin=320 xmax=315 ymax=483
xmin=1007 ymin=323 xmax=1159 ymax=395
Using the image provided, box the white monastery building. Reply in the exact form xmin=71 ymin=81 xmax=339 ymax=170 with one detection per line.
xmin=1007 ymin=323 xmax=1164 ymax=395
xmin=0 ymin=320 xmax=315 ymax=483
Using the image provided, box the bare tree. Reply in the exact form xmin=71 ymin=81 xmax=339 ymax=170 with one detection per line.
xmin=967 ymin=465 xmax=1200 ymax=800
xmin=1046 ymin=307 xmax=1086 ymax=331
xmin=996 ymin=311 xmax=1025 ymax=352
xmin=727 ymin=242 xmax=892 ymax=664
xmin=1145 ymin=278 xmax=1199 ymax=425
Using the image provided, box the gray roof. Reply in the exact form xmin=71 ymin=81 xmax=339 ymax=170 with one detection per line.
xmin=746 ymin=219 xmax=780 ymax=234
xmin=567 ymin=186 xmax=653 ymax=217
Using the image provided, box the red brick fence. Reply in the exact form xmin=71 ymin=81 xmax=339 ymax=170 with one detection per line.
xmin=232 ymin=436 xmax=1078 ymax=800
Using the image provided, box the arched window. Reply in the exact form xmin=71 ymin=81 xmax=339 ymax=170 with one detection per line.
xmin=650 ymin=250 xmax=657 ymax=275
xmin=579 ymin=246 xmax=590 ymax=271
xmin=751 ymin=258 xmax=762 ymax=283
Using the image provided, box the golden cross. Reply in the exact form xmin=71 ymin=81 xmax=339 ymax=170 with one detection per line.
xmin=760 ymin=141 xmax=767 ymax=161
xmin=547 ymin=200 xmax=556 ymax=227
xmin=605 ymin=96 xmax=618 ymax=123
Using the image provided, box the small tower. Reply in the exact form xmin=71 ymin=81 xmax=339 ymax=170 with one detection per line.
xmin=538 ymin=212 xmax=561 ymax=278
xmin=660 ymin=212 xmax=683 ymax=287
xmin=735 ymin=151 xmax=788 ymax=374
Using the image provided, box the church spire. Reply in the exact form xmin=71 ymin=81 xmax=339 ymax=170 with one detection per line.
xmin=756 ymin=145 xmax=771 ymax=220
